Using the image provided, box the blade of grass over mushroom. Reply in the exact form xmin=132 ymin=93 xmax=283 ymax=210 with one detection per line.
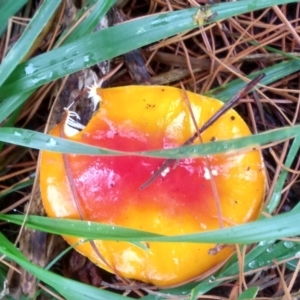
xmin=0 ymin=0 xmax=27 ymax=37
xmin=2 ymin=207 xmax=300 ymax=244
xmin=0 ymin=215 xmax=162 ymax=240
xmin=0 ymin=232 xmax=129 ymax=300
xmin=0 ymin=125 xmax=298 ymax=158
xmin=140 ymin=74 xmax=265 ymax=189
xmin=0 ymin=0 xmax=298 ymax=99
xmin=0 ymin=0 xmax=61 ymax=86
xmin=0 ymin=127 xmax=124 ymax=155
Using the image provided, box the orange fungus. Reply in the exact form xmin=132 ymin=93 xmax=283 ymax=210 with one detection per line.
xmin=40 ymin=85 xmax=265 ymax=286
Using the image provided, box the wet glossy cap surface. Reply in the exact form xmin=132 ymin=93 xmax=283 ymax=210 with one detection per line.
xmin=40 ymin=86 xmax=265 ymax=286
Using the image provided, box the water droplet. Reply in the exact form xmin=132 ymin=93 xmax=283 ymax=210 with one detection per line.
xmin=266 ymin=260 xmax=272 ymax=265
xmin=46 ymin=138 xmax=58 ymax=147
xmin=61 ymin=59 xmax=74 ymax=70
xmin=137 ymin=27 xmax=146 ymax=34
xmin=25 ymin=63 xmax=38 ymax=75
xmin=14 ymin=131 xmax=21 ymax=137
xmin=200 ymin=223 xmax=207 ymax=229
xmin=248 ymin=259 xmax=268 ymax=269
xmin=258 ymin=240 xmax=273 ymax=246
xmin=294 ymin=251 xmax=300 ymax=258
xmin=266 ymin=245 xmax=275 ymax=253
xmin=32 ymin=76 xmax=41 ymax=84
xmin=248 ymin=260 xmax=259 ymax=269
xmin=83 ymin=52 xmax=96 ymax=65
xmin=208 ymin=275 xmax=216 ymax=283
xmin=284 ymin=241 xmax=294 ymax=248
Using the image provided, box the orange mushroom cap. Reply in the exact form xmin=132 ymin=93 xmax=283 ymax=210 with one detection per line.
xmin=40 ymin=85 xmax=265 ymax=286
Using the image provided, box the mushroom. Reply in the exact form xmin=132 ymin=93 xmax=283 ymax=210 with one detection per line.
xmin=40 ymin=85 xmax=265 ymax=286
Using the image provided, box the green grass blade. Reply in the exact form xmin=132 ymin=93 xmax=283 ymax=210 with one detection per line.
xmin=0 ymin=215 xmax=162 ymax=240
xmin=0 ymin=102 xmax=23 ymax=152
xmin=1 ymin=2 xmax=299 ymax=298
xmin=0 ymin=1 xmax=300 ymax=123
xmin=0 ymin=0 xmax=61 ymax=86
xmin=0 ymin=125 xmax=297 ymax=158
xmin=62 ymin=0 xmax=118 ymax=44
xmin=0 ymin=0 xmax=27 ymax=37
xmin=0 ymin=92 xmax=31 ymax=125
xmin=2 ymin=208 xmax=300 ymax=244
xmin=0 ymin=0 xmax=298 ymax=99
xmin=0 ymin=232 xmax=130 ymax=300
xmin=266 ymin=134 xmax=300 ymax=213
xmin=0 ymin=178 xmax=34 ymax=200
xmin=0 ymin=58 xmax=299 ymax=140
xmin=191 ymin=244 xmax=288 ymax=297
xmin=141 ymin=284 xmax=197 ymax=300
xmin=0 ymin=8 xmax=202 ymax=98
xmin=206 ymin=60 xmax=300 ymax=102
xmin=0 ymin=59 xmax=298 ymax=128
xmin=190 ymin=240 xmax=300 ymax=297
xmin=0 ymin=0 xmax=116 ymax=125
xmin=238 ymin=287 xmax=259 ymax=300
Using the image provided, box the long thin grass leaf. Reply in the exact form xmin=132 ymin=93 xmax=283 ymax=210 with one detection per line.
xmin=0 ymin=0 xmax=27 ymax=37
xmin=0 ymin=0 xmax=298 ymax=99
xmin=0 ymin=0 xmax=61 ymax=86
xmin=266 ymin=134 xmax=300 ymax=213
xmin=0 ymin=232 xmax=130 ymax=300
xmin=2 ymin=208 xmax=300 ymax=244
xmin=206 ymin=60 xmax=300 ymax=102
xmin=0 ymin=125 xmax=297 ymax=158
xmin=62 ymin=0 xmax=118 ymax=44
